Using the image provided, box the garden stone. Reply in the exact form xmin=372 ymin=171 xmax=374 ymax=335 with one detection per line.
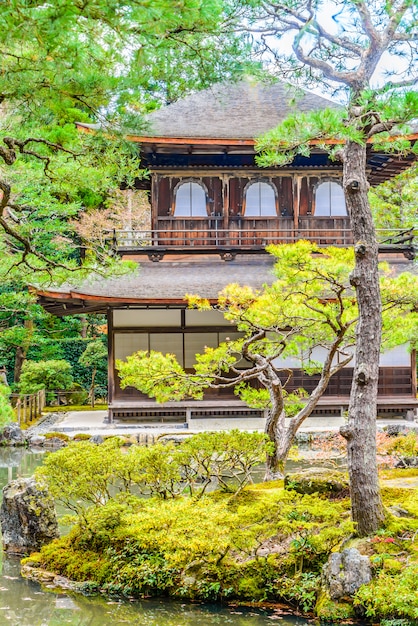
xmin=90 ymin=434 xmax=104 ymax=444
xmin=1 ymin=477 xmax=59 ymax=555
xmin=384 ymin=424 xmax=415 ymax=436
xmin=295 ymin=432 xmax=312 ymax=444
xmin=388 ymin=505 xmax=413 ymax=518
xmin=322 ymin=548 xmax=372 ymax=600
xmin=43 ymin=437 xmax=67 ymax=448
xmin=395 ymin=456 xmax=418 ymax=468
xmin=28 ymin=435 xmax=46 ymax=447
xmin=0 ymin=423 xmax=26 ymax=446
xmin=284 ymin=468 xmax=349 ymax=496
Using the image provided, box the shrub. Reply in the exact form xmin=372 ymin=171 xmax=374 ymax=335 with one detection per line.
xmin=354 ymin=565 xmax=418 ymax=619
xmin=0 ymin=383 xmax=14 ymax=427
xmin=386 ymin=432 xmax=418 ymax=458
xmin=19 ymin=360 xmax=73 ymax=394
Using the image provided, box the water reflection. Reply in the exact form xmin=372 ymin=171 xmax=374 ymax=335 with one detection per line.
xmin=0 ymin=449 xmax=311 ymax=626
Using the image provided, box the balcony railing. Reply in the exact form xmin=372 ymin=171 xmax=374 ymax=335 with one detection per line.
xmin=105 ymin=226 xmax=416 ymax=261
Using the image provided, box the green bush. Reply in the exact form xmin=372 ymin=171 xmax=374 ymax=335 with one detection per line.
xmin=0 ymin=383 xmax=14 ymax=427
xmin=354 ymin=564 xmax=418 ymax=619
xmin=28 ymin=337 xmax=107 ymax=396
xmin=19 ymin=359 xmax=73 ymax=394
xmin=386 ymin=432 xmax=418 ymax=458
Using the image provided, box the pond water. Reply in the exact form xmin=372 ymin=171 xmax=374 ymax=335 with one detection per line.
xmin=0 ymin=449 xmax=312 ymax=626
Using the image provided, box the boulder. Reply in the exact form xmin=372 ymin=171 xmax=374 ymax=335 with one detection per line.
xmin=27 ymin=435 xmax=46 ymax=447
xmin=395 ymin=456 xmax=418 ymax=468
xmin=0 ymin=423 xmax=26 ymax=446
xmin=0 ymin=477 xmax=59 ymax=555
xmin=322 ymin=548 xmax=372 ymax=600
xmin=43 ymin=437 xmax=67 ymax=449
xmin=90 ymin=434 xmax=104 ymax=445
xmin=383 ymin=424 xmax=418 ymax=436
xmin=284 ymin=468 xmax=349 ymax=496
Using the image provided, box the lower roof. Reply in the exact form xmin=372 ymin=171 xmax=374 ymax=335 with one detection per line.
xmin=35 ymin=255 xmax=276 ymax=316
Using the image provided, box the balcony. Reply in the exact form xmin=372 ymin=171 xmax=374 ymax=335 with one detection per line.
xmin=106 ymin=223 xmax=416 ymax=262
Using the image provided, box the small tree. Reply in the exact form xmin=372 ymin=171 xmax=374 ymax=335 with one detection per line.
xmin=117 ymin=242 xmax=417 ymax=478
xmin=19 ymin=359 xmax=73 ymax=395
xmin=79 ymin=340 xmax=108 ymax=407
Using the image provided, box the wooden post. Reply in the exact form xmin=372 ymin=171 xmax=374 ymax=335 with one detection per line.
xmin=16 ymin=398 xmax=21 ymax=426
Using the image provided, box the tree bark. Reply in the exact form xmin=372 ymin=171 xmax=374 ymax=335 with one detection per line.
xmin=341 ymin=137 xmax=384 ymax=536
xmin=14 ymin=346 xmax=26 ymax=384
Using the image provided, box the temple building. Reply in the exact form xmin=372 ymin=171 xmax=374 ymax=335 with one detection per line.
xmin=36 ymin=81 xmax=418 ymax=424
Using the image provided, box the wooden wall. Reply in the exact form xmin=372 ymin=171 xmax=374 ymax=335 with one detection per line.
xmin=151 ymin=172 xmax=351 ymax=246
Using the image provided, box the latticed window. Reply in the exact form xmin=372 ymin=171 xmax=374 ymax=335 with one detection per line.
xmin=244 ymin=181 xmax=277 ymax=216
xmin=315 ymin=181 xmax=347 ymax=216
xmin=174 ymin=181 xmax=207 ymax=217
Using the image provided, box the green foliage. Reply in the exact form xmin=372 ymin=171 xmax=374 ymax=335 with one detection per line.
xmin=0 ymin=0 xmax=257 ymax=284
xmin=370 ymin=164 xmax=418 ymax=231
xmin=79 ymin=340 xmax=107 ymax=369
xmin=36 ymin=438 xmax=125 ymax=516
xmin=279 ymin=572 xmax=321 ymax=613
xmin=18 ymin=359 xmax=73 ymax=394
xmin=118 ymin=242 xmax=416 ymax=412
xmin=353 ymin=565 xmax=418 ymax=619
xmin=27 ymin=475 xmax=353 ymax=604
xmin=28 ymin=336 xmax=108 ymax=396
xmin=385 ymin=432 xmax=418 ymax=458
xmin=36 ymin=431 xmax=271 ymax=514
xmin=0 ymin=383 xmax=14 ymax=427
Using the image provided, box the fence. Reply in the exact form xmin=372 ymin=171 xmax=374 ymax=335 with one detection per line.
xmin=10 ymin=389 xmax=46 ymax=426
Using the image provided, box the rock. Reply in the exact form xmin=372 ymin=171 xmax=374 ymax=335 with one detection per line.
xmin=284 ymin=468 xmax=349 ymax=496
xmin=43 ymin=437 xmax=67 ymax=449
xmin=295 ymin=432 xmax=312 ymax=444
xmin=0 ymin=423 xmax=26 ymax=446
xmin=322 ymin=548 xmax=372 ymax=600
xmin=0 ymin=477 xmax=59 ymax=555
xmin=388 ymin=505 xmax=415 ymax=518
xmin=383 ymin=424 xmax=417 ymax=436
xmin=21 ymin=564 xmax=79 ymax=592
xmin=27 ymin=435 xmax=46 ymax=447
xmin=90 ymin=434 xmax=104 ymax=445
xmin=395 ymin=456 xmax=418 ymax=468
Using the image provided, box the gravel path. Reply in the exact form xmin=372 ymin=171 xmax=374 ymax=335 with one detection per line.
xmin=25 ymin=413 xmax=63 ymax=436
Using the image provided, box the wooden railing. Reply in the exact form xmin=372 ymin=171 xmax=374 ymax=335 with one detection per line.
xmin=106 ymin=226 xmax=416 ymax=260
xmin=10 ymin=389 xmax=46 ymax=426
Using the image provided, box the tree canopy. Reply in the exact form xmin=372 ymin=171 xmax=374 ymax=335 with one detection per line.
xmin=0 ymin=0 xmax=256 ymax=281
xmin=117 ymin=242 xmax=418 ymax=477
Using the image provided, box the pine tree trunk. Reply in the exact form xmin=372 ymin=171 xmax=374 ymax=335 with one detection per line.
xmin=341 ymin=139 xmax=384 ymax=536
xmin=14 ymin=346 xmax=26 ymax=384
xmin=264 ymin=405 xmax=287 ymax=479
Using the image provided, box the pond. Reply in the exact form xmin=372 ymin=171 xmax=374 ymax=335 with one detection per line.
xmin=0 ymin=449 xmax=312 ymax=626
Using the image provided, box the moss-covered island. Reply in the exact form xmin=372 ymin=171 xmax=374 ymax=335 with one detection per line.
xmin=21 ymin=432 xmax=418 ymax=623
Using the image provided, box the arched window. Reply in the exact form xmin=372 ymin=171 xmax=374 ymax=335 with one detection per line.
xmin=315 ymin=181 xmax=347 ymax=216
xmin=174 ymin=181 xmax=207 ymax=217
xmin=244 ymin=181 xmax=277 ymax=217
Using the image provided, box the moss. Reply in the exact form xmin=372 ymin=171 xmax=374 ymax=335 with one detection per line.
xmin=383 ymin=558 xmax=404 ymax=573
xmin=44 ymin=432 xmax=70 ymax=441
xmin=315 ymin=589 xmax=356 ymax=621
xmin=237 ymin=575 xmax=266 ymax=600
xmin=72 ymin=433 xmax=92 ymax=441
xmin=380 ymin=468 xmax=418 ymax=480
xmin=284 ymin=469 xmax=349 ymax=497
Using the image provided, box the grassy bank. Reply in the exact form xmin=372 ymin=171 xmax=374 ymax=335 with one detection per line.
xmin=21 ymin=434 xmax=418 ymax=621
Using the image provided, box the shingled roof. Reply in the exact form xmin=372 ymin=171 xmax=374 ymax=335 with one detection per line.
xmin=144 ymin=79 xmax=340 ymax=140
xmin=36 ymin=256 xmax=276 ymax=316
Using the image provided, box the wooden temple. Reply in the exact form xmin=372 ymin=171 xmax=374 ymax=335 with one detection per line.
xmin=36 ymin=81 xmax=418 ymax=424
